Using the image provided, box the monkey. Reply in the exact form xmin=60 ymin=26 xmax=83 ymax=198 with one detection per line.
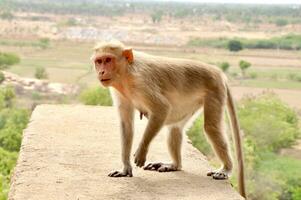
xmin=91 ymin=41 xmax=246 ymax=198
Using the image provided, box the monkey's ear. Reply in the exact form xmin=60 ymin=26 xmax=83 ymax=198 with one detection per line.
xmin=122 ymin=48 xmax=134 ymax=64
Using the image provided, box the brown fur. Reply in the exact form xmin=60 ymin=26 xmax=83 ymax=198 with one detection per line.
xmin=92 ymin=41 xmax=246 ymax=198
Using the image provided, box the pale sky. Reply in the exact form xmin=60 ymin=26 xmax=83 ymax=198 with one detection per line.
xmin=158 ymin=0 xmax=301 ymax=4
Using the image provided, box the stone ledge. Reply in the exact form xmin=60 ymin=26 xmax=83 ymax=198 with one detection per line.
xmin=9 ymin=105 xmax=243 ymax=200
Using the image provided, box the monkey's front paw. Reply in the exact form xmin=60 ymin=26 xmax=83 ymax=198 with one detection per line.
xmin=108 ymin=170 xmax=132 ymax=177
xmin=207 ymin=169 xmax=230 ymax=180
xmin=144 ymin=162 xmax=178 ymax=172
xmin=134 ymin=149 xmax=147 ymax=167
xmin=108 ymin=168 xmax=133 ymax=177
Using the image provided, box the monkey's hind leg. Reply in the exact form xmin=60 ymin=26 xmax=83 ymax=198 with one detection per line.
xmin=144 ymin=126 xmax=182 ymax=172
xmin=204 ymin=92 xmax=233 ymax=180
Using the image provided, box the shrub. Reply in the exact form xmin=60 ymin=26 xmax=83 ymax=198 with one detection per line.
xmin=0 ymin=86 xmax=15 ymax=109
xmin=187 ymin=37 xmax=228 ymax=48
xmin=275 ymin=18 xmax=288 ymax=27
xmin=66 ymin=18 xmax=78 ymax=26
xmin=0 ymin=86 xmax=29 ymax=199
xmin=0 ymin=108 xmax=30 ymax=152
xmin=239 ymin=93 xmax=300 ymax=152
xmin=0 ymin=53 xmax=20 ymax=69
xmin=0 ymin=148 xmax=18 ymax=200
xmin=79 ymin=86 xmax=112 ymax=106
xmin=227 ymin=40 xmax=243 ymax=52
xmin=187 ymin=34 xmax=301 ymax=50
xmin=287 ymin=73 xmax=297 ymax=81
xmin=0 ymin=148 xmax=17 ymax=176
xmin=38 ymin=38 xmax=50 ymax=49
xmin=34 ymin=67 xmax=48 ymax=79
xmin=245 ymin=39 xmax=277 ymax=49
xmin=151 ymin=10 xmax=164 ymax=23
xmin=270 ymin=73 xmax=278 ymax=80
xmin=173 ymin=8 xmax=190 ymax=18
xmin=218 ymin=62 xmax=230 ymax=72
xmin=187 ymin=115 xmax=212 ymax=156
xmin=249 ymin=72 xmax=258 ymax=79
xmin=0 ymin=11 xmax=13 ymax=20
xmin=230 ymin=72 xmax=238 ymax=78
xmin=239 ymin=60 xmax=251 ymax=77
xmin=252 ymin=153 xmax=301 ymax=200
xmin=295 ymin=75 xmax=301 ymax=82
xmin=287 ymin=73 xmax=301 ymax=82
xmin=31 ymin=91 xmax=42 ymax=100
xmin=0 ymin=72 xmax=4 ymax=84
xmin=187 ymin=93 xmax=301 ymax=199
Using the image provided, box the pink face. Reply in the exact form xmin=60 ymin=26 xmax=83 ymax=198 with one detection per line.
xmin=94 ymin=54 xmax=116 ymax=86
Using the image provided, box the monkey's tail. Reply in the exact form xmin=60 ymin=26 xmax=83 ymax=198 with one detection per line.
xmin=226 ymin=85 xmax=246 ymax=199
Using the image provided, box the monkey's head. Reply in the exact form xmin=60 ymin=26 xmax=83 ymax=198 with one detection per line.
xmin=91 ymin=41 xmax=134 ymax=87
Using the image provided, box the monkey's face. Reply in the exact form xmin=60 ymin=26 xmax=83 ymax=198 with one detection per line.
xmin=93 ymin=54 xmax=118 ymax=87
xmin=92 ymin=49 xmax=134 ymax=87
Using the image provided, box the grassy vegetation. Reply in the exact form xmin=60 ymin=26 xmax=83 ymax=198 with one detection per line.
xmin=0 ymin=38 xmax=50 ymax=49
xmin=79 ymin=86 xmax=112 ymax=106
xmin=252 ymin=153 xmax=301 ymax=200
xmin=187 ymin=93 xmax=301 ymax=199
xmin=0 ymin=149 xmax=17 ymax=200
xmin=0 ymin=87 xmax=30 ymax=199
xmin=0 ymin=52 xmax=20 ymax=69
xmin=0 ymin=39 xmax=94 ymax=84
xmin=188 ymin=34 xmax=301 ymax=50
xmin=240 ymin=80 xmax=301 ymax=90
xmin=226 ymin=66 xmax=301 ymax=89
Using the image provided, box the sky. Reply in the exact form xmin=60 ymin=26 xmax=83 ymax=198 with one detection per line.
xmin=158 ymin=0 xmax=301 ymax=4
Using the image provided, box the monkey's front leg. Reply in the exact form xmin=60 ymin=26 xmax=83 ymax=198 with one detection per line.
xmin=108 ymin=100 xmax=134 ymax=177
xmin=134 ymin=109 xmax=168 ymax=167
xmin=108 ymin=121 xmax=133 ymax=177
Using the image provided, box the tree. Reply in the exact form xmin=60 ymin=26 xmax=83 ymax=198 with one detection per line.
xmin=0 ymin=53 xmax=20 ymax=69
xmin=228 ymin=40 xmax=243 ymax=52
xmin=34 ymin=67 xmax=48 ymax=79
xmin=239 ymin=60 xmax=251 ymax=77
xmin=151 ymin=10 xmax=164 ymax=23
xmin=219 ymin=62 xmax=230 ymax=72
xmin=0 ymin=11 xmax=13 ymax=20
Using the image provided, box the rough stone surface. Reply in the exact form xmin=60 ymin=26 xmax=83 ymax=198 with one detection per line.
xmin=9 ymin=105 xmax=243 ymax=200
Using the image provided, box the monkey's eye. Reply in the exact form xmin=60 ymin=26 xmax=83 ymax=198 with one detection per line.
xmin=95 ymin=59 xmax=102 ymax=65
xmin=105 ymin=57 xmax=112 ymax=63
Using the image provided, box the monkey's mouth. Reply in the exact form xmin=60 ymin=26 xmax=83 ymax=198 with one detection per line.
xmin=101 ymin=78 xmax=111 ymax=82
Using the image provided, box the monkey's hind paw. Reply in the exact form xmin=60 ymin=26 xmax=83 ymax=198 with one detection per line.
xmin=143 ymin=163 xmax=178 ymax=172
xmin=108 ymin=170 xmax=132 ymax=177
xmin=207 ymin=171 xmax=229 ymax=180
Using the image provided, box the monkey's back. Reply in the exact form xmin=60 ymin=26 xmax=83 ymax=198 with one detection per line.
xmin=132 ymin=51 xmax=227 ymax=94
